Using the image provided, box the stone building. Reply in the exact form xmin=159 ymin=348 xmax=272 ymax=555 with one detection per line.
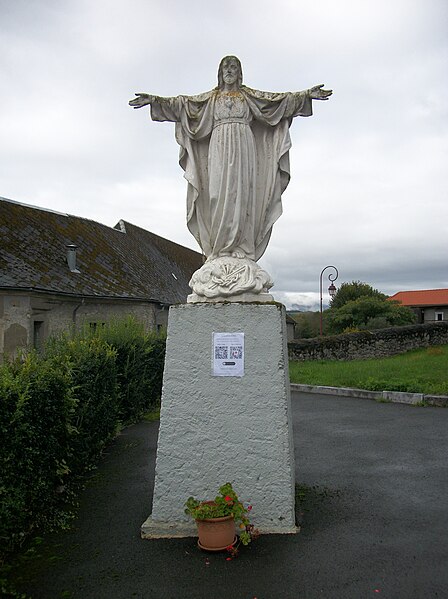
xmin=0 ymin=196 xmax=203 ymax=361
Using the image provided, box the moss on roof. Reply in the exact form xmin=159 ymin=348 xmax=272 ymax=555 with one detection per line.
xmin=0 ymin=197 xmax=203 ymax=303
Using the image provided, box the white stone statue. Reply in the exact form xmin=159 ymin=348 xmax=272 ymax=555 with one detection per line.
xmin=130 ymin=56 xmax=332 ymax=302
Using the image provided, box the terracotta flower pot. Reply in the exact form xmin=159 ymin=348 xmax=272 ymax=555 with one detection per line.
xmin=195 ymin=502 xmax=237 ymax=551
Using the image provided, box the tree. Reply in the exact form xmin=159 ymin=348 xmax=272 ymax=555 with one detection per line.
xmin=330 ymin=281 xmax=386 ymax=310
xmin=289 ymin=311 xmax=320 ymax=339
xmin=326 ymin=281 xmax=416 ymax=334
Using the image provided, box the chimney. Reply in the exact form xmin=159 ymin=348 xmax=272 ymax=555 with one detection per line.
xmin=66 ymin=244 xmax=80 ymax=273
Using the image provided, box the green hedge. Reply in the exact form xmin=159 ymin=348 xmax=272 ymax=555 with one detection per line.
xmin=88 ymin=318 xmax=165 ymax=422
xmin=0 ymin=354 xmax=75 ymax=551
xmin=0 ymin=318 xmax=165 ymax=557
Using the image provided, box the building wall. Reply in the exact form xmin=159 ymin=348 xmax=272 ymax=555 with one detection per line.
xmin=0 ymin=291 xmax=162 ymax=362
xmin=286 ymin=321 xmax=295 ymax=342
xmin=0 ymin=295 xmax=31 ymax=359
xmin=423 ymin=307 xmax=447 ymax=323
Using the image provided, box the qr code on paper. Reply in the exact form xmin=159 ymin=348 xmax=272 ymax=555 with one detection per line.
xmin=215 ymin=345 xmax=228 ymax=360
xmin=229 ymin=346 xmax=242 ymax=359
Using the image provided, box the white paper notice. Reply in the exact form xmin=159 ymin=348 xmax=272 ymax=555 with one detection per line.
xmin=212 ymin=332 xmax=244 ymax=377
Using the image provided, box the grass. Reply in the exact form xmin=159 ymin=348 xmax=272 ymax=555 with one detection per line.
xmin=140 ymin=409 xmax=160 ymax=422
xmin=289 ymin=345 xmax=448 ymax=396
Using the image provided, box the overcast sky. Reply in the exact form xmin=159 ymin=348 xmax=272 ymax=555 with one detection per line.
xmin=1 ymin=0 xmax=447 ymax=309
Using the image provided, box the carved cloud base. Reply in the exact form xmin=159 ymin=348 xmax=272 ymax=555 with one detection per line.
xmin=188 ymin=256 xmax=274 ymax=303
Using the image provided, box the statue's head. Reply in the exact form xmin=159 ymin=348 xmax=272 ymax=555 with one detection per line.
xmin=217 ymin=56 xmax=243 ymax=89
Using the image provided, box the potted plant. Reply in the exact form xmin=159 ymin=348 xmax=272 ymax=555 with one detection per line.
xmin=184 ymin=482 xmax=258 ymax=553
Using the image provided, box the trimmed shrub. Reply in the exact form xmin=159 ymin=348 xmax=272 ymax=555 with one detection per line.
xmin=47 ymin=336 xmax=119 ymax=477
xmin=93 ymin=318 xmax=165 ymax=421
xmin=0 ymin=317 xmax=166 ymax=559
xmin=0 ymin=353 xmax=75 ymax=551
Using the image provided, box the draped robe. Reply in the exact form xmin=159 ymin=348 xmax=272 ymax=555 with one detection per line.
xmin=149 ymin=86 xmax=313 ymax=261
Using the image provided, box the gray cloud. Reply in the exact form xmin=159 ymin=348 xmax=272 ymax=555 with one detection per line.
xmin=1 ymin=0 xmax=447 ymax=309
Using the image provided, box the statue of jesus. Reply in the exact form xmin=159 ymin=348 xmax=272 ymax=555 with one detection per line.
xmin=130 ymin=56 xmax=332 ymax=302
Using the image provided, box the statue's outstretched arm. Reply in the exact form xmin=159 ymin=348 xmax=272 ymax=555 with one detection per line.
xmin=129 ymin=92 xmax=184 ymax=122
xmin=129 ymin=93 xmax=156 ymax=109
xmin=307 ymin=85 xmax=332 ymax=100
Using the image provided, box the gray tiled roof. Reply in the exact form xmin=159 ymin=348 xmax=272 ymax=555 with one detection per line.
xmin=0 ymin=197 xmax=203 ymax=304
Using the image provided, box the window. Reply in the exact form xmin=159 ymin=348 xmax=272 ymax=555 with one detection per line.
xmin=435 ymin=312 xmax=444 ymax=322
xmin=33 ymin=321 xmax=44 ymax=351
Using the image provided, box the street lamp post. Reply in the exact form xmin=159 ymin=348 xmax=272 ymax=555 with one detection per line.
xmin=319 ymin=265 xmax=339 ymax=336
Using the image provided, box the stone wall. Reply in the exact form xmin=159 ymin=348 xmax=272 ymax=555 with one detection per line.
xmin=288 ymin=322 xmax=448 ymax=362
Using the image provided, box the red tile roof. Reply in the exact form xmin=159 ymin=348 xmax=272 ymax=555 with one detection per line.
xmin=388 ymin=289 xmax=448 ymax=307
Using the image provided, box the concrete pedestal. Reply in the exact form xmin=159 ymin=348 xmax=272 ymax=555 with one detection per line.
xmin=141 ymin=302 xmax=296 ymax=538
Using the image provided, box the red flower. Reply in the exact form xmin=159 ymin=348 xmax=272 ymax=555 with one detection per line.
xmin=247 ymin=505 xmax=252 ymax=511
xmin=224 ymin=495 xmax=233 ymax=502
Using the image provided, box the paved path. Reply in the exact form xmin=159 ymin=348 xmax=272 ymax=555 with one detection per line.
xmin=11 ymin=393 xmax=448 ymax=599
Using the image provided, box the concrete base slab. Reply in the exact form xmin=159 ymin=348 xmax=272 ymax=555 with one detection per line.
xmin=141 ymin=516 xmax=298 ymax=539
xmin=143 ymin=302 xmax=296 ymax=538
xmin=141 ymin=517 xmax=196 ymax=539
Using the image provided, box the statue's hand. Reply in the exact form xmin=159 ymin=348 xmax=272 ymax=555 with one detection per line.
xmin=129 ymin=93 xmax=154 ymax=108
xmin=308 ymin=85 xmax=332 ymax=100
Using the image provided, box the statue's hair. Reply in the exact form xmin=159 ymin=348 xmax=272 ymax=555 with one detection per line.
xmin=217 ymin=56 xmax=243 ymax=89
